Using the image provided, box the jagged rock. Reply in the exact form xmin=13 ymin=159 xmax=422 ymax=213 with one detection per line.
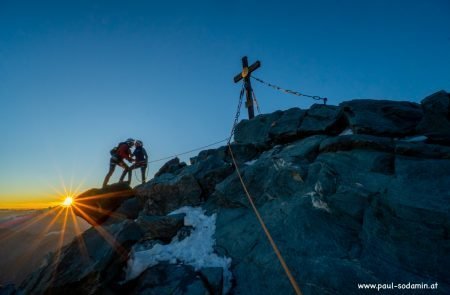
xmin=74 ymin=182 xmax=135 ymax=226
xmin=214 ymin=146 xmax=450 ymax=294
xmin=226 ymin=143 xmax=260 ymax=164
xmin=268 ymin=107 xmax=305 ymax=142
xmin=191 ymin=146 xmax=228 ymax=164
xmin=20 ymin=220 xmax=144 ymax=295
xmin=340 ymin=99 xmax=423 ymax=136
xmin=211 ymin=147 xmax=308 ymax=208
xmin=319 ymin=134 xmax=394 ymax=153
xmin=236 ymin=105 xmax=345 ymax=146
xmin=361 ymin=156 xmax=450 ymax=285
xmin=154 ymin=157 xmax=187 ymax=177
xmin=136 ymin=213 xmax=185 ymax=243
xmin=103 ymin=197 xmax=143 ymax=226
xmin=416 ymin=90 xmax=450 ymax=144
xmin=123 ymin=264 xmax=210 ymax=295
xmin=395 ymin=141 xmax=450 ymax=159
xmin=183 ymin=154 xmax=234 ymax=198
xmin=276 ymin=135 xmax=328 ymax=162
xmin=234 ymin=111 xmax=283 ymax=146
xmin=298 ymin=104 xmax=347 ymax=136
xmin=20 ymin=92 xmax=450 ymax=295
xmin=199 ymin=267 xmax=224 ymax=295
xmin=135 ymin=174 xmax=202 ymax=215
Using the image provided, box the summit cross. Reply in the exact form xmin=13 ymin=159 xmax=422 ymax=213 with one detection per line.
xmin=233 ymin=56 xmax=261 ymax=119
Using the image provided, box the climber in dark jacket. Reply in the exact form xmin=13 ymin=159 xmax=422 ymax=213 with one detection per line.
xmin=103 ymin=138 xmax=135 ymax=187
xmin=130 ymin=140 xmax=148 ymax=184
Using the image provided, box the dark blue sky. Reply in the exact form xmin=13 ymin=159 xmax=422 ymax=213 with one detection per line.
xmin=1 ymin=0 xmax=449 ymax=207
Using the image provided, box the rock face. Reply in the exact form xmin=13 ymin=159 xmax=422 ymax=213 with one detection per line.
xmin=19 ymin=91 xmax=450 ymax=295
xmin=74 ymin=182 xmax=136 ymax=226
xmin=416 ymin=90 xmax=450 ymax=144
xmin=340 ymin=99 xmax=423 ymax=136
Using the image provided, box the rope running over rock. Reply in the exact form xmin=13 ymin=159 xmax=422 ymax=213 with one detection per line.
xmin=227 ymin=89 xmax=303 ymax=295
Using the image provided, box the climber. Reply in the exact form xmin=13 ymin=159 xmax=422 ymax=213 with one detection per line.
xmin=130 ymin=140 xmax=148 ymax=184
xmin=102 ymin=138 xmax=135 ymax=188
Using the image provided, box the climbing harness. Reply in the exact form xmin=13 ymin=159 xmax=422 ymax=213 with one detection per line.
xmin=133 ymin=164 xmax=150 ymax=183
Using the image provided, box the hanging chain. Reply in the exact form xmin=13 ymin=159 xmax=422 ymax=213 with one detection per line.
xmin=252 ymin=89 xmax=261 ymax=114
xmin=252 ymin=76 xmax=328 ymax=105
xmin=228 ymin=85 xmax=245 ymax=144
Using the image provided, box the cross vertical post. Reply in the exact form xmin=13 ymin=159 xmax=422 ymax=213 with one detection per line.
xmin=234 ymin=56 xmax=261 ymax=119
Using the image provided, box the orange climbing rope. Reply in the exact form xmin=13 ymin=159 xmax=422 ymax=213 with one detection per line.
xmin=227 ymin=85 xmax=303 ymax=295
xmin=227 ymin=145 xmax=303 ymax=295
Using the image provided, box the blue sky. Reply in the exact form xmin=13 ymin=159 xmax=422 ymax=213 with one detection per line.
xmin=1 ymin=0 xmax=449 ymax=207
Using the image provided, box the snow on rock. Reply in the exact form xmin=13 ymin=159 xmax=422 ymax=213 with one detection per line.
xmin=244 ymin=159 xmax=258 ymax=166
xmin=339 ymin=128 xmax=354 ymax=136
xmin=400 ymin=135 xmax=428 ymax=142
xmin=125 ymin=206 xmax=233 ymax=293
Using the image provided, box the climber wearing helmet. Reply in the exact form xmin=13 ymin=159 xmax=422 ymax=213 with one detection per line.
xmin=131 ymin=140 xmax=148 ymax=184
xmin=102 ymin=138 xmax=135 ymax=187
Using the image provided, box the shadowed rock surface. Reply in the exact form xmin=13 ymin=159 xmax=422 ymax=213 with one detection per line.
xmin=18 ymin=91 xmax=450 ymax=295
xmin=74 ymin=182 xmax=135 ymax=226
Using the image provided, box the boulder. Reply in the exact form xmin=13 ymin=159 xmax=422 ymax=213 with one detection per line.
xmin=268 ymin=107 xmax=305 ymax=142
xmin=235 ymin=105 xmax=345 ymax=146
xmin=74 ymin=182 xmax=135 ymax=226
xmin=154 ymin=157 xmax=187 ymax=177
xmin=103 ymin=197 xmax=143 ymax=225
xmin=122 ymin=264 xmax=210 ymax=295
xmin=361 ymin=157 xmax=450 ymax=285
xmin=135 ymin=213 xmax=185 ymax=243
xmin=416 ymin=90 xmax=450 ymax=144
xmin=319 ymin=134 xmax=394 ymax=153
xmin=199 ymin=267 xmax=224 ymax=295
xmin=135 ymin=174 xmax=202 ymax=215
xmin=191 ymin=146 xmax=228 ymax=164
xmin=276 ymin=135 xmax=329 ymax=163
xmin=184 ymin=154 xmax=234 ymax=198
xmin=234 ymin=111 xmax=283 ymax=146
xmin=340 ymin=99 xmax=423 ymax=136
xmin=298 ymin=104 xmax=347 ymax=136
xmin=395 ymin=141 xmax=450 ymax=159
xmin=211 ymin=148 xmax=308 ymax=208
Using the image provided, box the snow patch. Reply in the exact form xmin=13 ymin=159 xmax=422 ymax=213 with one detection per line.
xmin=339 ymin=128 xmax=354 ymax=136
xmin=273 ymin=158 xmax=290 ymax=170
xmin=400 ymin=135 xmax=428 ymax=142
xmin=124 ymin=206 xmax=232 ymax=293
xmin=311 ymin=197 xmax=331 ymax=212
xmin=244 ymin=159 xmax=258 ymax=166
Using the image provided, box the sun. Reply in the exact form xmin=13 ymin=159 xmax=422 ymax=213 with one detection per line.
xmin=62 ymin=196 xmax=74 ymax=207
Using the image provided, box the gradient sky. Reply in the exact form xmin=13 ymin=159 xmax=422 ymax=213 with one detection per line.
xmin=1 ymin=0 xmax=449 ymax=208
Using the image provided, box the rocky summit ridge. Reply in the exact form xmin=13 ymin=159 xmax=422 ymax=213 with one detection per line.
xmin=8 ymin=90 xmax=450 ymax=294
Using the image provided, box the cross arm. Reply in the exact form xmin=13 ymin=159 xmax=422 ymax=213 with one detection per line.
xmin=233 ymin=60 xmax=261 ymax=83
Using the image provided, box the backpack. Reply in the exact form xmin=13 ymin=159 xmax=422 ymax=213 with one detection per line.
xmin=110 ymin=142 xmax=125 ymax=157
xmin=110 ymin=146 xmax=118 ymax=156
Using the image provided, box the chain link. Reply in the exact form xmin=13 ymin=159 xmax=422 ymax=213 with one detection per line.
xmin=252 ymin=76 xmax=328 ymax=105
xmin=252 ymin=90 xmax=261 ymax=114
xmin=228 ymin=85 xmax=245 ymax=144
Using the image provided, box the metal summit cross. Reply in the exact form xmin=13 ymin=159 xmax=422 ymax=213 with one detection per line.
xmin=234 ymin=56 xmax=260 ymax=119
